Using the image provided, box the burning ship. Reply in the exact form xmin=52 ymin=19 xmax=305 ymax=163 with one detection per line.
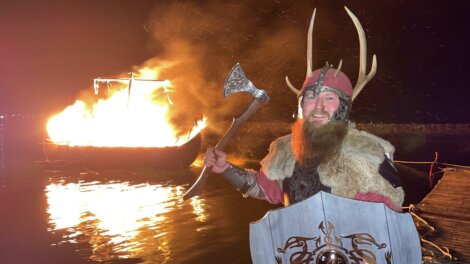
xmin=44 ymin=70 xmax=206 ymax=169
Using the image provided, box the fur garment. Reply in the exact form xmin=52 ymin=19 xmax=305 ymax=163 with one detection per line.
xmin=260 ymin=123 xmax=405 ymax=208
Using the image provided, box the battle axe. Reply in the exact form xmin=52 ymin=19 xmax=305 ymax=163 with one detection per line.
xmin=183 ymin=63 xmax=269 ymax=200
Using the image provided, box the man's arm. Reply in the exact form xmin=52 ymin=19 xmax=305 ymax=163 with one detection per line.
xmin=204 ymin=148 xmax=284 ymax=204
xmin=355 ymin=155 xmax=404 ymax=212
xmin=220 ymin=163 xmax=265 ymax=199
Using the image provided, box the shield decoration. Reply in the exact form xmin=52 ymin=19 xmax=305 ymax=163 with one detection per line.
xmin=249 ymin=191 xmax=421 ymax=264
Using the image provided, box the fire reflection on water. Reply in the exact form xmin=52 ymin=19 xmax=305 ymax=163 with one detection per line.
xmin=45 ymin=179 xmax=207 ymax=262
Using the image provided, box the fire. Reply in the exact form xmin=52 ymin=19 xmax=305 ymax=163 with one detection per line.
xmin=47 ymin=73 xmax=205 ymax=147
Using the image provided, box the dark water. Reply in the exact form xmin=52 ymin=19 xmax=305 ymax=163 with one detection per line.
xmin=1 ymin=116 xmax=469 ymax=263
xmin=1 ymin=157 xmax=277 ymax=264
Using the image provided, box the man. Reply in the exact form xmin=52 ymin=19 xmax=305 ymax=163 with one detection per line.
xmin=204 ymin=7 xmax=404 ymax=211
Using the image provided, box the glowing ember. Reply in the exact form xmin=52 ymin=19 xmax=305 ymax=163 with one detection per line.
xmin=47 ymin=76 xmax=205 ymax=147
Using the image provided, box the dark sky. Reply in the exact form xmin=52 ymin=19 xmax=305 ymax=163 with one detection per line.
xmin=1 ymin=0 xmax=469 ymax=123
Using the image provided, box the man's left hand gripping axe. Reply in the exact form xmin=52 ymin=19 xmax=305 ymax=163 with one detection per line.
xmin=183 ymin=63 xmax=270 ymax=200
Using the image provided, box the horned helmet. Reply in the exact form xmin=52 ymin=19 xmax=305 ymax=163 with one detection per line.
xmin=286 ymin=7 xmax=377 ymax=121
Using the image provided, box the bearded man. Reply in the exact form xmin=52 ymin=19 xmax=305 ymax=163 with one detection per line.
xmin=204 ymin=8 xmax=404 ymax=211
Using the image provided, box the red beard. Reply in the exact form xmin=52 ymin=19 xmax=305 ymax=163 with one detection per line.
xmin=291 ymin=118 xmax=348 ymax=166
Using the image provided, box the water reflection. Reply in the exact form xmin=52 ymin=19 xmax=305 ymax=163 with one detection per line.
xmin=45 ymin=175 xmax=208 ymax=263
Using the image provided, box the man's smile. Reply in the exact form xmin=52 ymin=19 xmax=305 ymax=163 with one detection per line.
xmin=308 ymin=111 xmax=330 ymax=123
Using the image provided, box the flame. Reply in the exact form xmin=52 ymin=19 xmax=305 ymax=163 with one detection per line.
xmin=46 ymin=73 xmax=205 ymax=147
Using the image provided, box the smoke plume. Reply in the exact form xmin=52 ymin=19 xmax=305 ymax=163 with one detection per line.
xmin=143 ymin=0 xmax=311 ymax=136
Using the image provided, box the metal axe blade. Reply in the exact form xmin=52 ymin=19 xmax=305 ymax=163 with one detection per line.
xmin=183 ymin=63 xmax=269 ymax=200
xmin=224 ymin=63 xmax=269 ymax=102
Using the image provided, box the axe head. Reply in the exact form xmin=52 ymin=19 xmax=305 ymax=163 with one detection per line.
xmin=224 ymin=63 xmax=270 ymax=102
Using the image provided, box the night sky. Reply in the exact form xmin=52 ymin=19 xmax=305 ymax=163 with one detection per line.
xmin=1 ymin=0 xmax=469 ymax=124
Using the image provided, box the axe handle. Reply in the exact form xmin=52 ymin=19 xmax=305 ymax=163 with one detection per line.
xmin=183 ymin=99 xmax=262 ymax=200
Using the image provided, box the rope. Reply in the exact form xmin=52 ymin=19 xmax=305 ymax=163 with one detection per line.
xmin=429 ymin=152 xmax=439 ymax=188
xmin=402 ymin=156 xmax=467 ymax=262
xmin=395 ymin=160 xmax=434 ymax=164
xmin=395 ymin=154 xmax=470 ymax=170
xmin=439 ymin=162 xmax=470 ymax=169
xmin=407 ymin=206 xmax=455 ymax=261
xmin=395 ymin=160 xmax=470 ymax=169
xmin=395 ymin=152 xmax=470 ymax=190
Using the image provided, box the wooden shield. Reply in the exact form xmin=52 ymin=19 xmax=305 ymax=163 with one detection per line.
xmin=250 ymin=192 xmax=421 ymax=264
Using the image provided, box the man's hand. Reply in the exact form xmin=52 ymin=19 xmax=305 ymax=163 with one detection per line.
xmin=204 ymin=147 xmax=230 ymax=173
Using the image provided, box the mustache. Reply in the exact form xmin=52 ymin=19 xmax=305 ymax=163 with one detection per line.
xmin=307 ymin=110 xmax=330 ymax=119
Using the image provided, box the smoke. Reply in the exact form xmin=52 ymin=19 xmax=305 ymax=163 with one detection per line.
xmin=142 ymin=0 xmax=311 ymax=136
xmin=54 ymin=0 xmax=372 ymax=142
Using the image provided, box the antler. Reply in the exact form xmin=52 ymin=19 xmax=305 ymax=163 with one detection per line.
xmin=344 ymin=6 xmax=377 ymax=101
xmin=285 ymin=76 xmax=300 ymax=96
xmin=333 ymin=59 xmax=343 ymax=78
xmin=285 ymin=8 xmax=316 ymax=96
xmin=307 ymin=8 xmax=317 ymax=77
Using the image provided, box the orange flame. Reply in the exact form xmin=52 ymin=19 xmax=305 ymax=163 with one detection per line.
xmin=47 ymin=72 xmax=205 ymax=147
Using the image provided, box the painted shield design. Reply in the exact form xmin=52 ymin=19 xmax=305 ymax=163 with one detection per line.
xmin=249 ymin=192 xmax=421 ymax=264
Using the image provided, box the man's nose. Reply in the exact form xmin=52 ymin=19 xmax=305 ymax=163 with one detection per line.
xmin=314 ymin=98 xmax=325 ymax=110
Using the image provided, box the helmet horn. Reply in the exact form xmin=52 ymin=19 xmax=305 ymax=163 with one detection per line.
xmin=285 ymin=9 xmax=316 ymax=96
xmin=344 ymin=6 xmax=377 ymax=101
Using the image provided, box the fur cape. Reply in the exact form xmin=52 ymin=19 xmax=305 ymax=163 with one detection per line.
xmin=259 ymin=123 xmax=405 ymax=208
